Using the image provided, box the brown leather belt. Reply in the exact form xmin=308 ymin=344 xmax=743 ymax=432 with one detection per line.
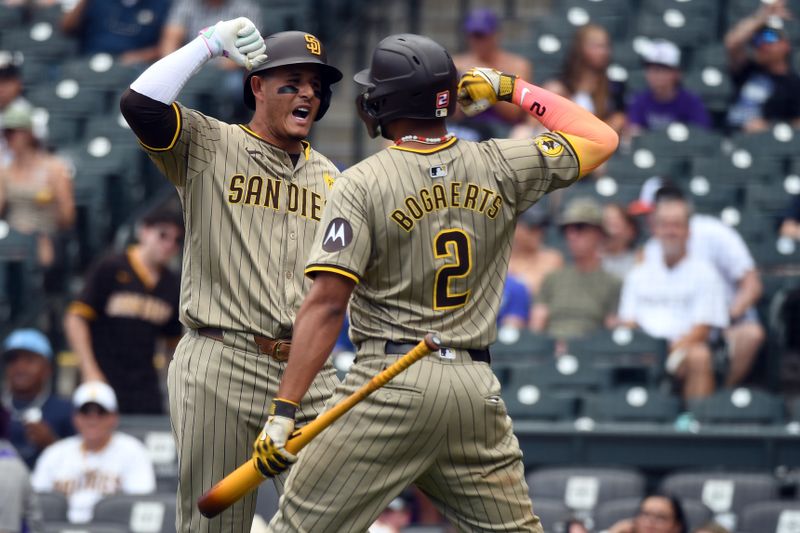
xmin=197 ymin=327 xmax=291 ymax=362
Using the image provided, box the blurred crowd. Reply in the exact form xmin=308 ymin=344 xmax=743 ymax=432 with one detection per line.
xmin=0 ymin=0 xmax=799 ymax=532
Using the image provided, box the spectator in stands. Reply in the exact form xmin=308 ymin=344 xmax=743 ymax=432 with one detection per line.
xmin=508 ymin=202 xmax=564 ymax=297
xmin=620 ymin=198 xmax=727 ymax=399
xmin=780 ymin=195 xmax=800 ymax=240
xmin=31 ymin=381 xmax=155 ymax=524
xmin=0 ymin=102 xmax=75 ymax=283
xmin=624 ymin=39 xmax=711 ymax=137
xmin=644 ymin=186 xmax=765 ymax=388
xmin=370 ymin=494 xmax=413 ymax=533
xmin=602 ymin=203 xmax=640 ymax=280
xmin=452 ymin=8 xmax=532 ymax=138
xmin=64 ymin=207 xmax=183 ymax=415
xmin=607 ymin=493 xmax=688 ymax=533
xmin=0 ymin=53 xmax=29 ymax=163
xmin=692 ymin=524 xmax=730 ymax=533
xmin=2 ymin=328 xmax=74 ymax=469
xmin=532 ymin=197 xmax=620 ymax=339
xmin=725 ymin=0 xmax=800 ymax=132
xmin=60 ymin=0 xmax=172 ymax=64
xmin=543 ymin=24 xmax=626 ymax=132
xmin=0 ymin=406 xmax=42 ymax=533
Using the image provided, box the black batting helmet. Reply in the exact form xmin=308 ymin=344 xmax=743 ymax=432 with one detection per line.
xmin=243 ymin=31 xmax=343 ymax=120
xmin=354 ymin=33 xmax=458 ymax=138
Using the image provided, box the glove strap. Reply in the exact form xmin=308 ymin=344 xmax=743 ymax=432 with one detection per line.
xmin=497 ymin=72 xmax=517 ymax=102
xmin=271 ymin=398 xmax=299 ymax=419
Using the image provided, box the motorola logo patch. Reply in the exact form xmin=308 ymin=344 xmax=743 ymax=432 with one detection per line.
xmin=322 ymin=218 xmax=353 ymax=252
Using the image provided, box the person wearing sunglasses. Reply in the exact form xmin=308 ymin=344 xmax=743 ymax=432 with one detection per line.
xmin=725 ymin=0 xmax=800 ymax=132
xmin=30 ymin=381 xmax=155 ymax=524
xmin=64 ymin=207 xmax=184 ymax=415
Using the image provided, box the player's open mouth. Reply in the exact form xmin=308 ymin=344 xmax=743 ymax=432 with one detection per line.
xmin=292 ymin=107 xmax=311 ymax=121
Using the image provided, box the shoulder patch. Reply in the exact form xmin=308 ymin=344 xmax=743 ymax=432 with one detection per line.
xmin=533 ymin=135 xmax=564 ymax=157
xmin=322 ymin=218 xmax=353 ymax=252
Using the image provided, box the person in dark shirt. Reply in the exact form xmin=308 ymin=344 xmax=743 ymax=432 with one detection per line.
xmin=625 ymin=39 xmax=710 ymax=135
xmin=63 ymin=207 xmax=183 ymax=414
xmin=725 ymin=1 xmax=800 ymax=132
xmin=1 ymin=329 xmax=74 ymax=469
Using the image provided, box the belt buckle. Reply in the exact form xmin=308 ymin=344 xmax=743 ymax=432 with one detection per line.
xmin=272 ymin=340 xmax=289 ymax=362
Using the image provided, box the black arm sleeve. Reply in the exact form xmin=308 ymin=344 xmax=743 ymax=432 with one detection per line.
xmin=119 ymin=88 xmax=180 ymax=150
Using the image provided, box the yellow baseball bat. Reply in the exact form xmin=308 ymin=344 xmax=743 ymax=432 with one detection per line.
xmin=197 ymin=333 xmax=441 ymax=518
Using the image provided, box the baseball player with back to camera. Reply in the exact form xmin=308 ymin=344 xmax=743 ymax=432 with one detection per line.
xmin=254 ymin=33 xmax=619 ymax=532
xmin=119 ymin=18 xmax=343 ymax=533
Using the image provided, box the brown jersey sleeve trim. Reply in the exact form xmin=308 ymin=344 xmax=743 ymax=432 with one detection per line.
xmin=389 ymin=137 xmax=458 ymax=154
xmin=305 ymin=265 xmax=360 ymax=284
xmin=67 ymin=301 xmax=97 ymax=321
xmin=139 ymin=103 xmax=182 ymax=152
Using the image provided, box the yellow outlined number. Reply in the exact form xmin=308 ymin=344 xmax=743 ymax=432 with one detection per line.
xmin=433 ymin=229 xmax=472 ymax=310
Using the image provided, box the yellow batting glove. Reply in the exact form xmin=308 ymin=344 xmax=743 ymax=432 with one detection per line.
xmin=457 ymin=67 xmax=518 ymax=116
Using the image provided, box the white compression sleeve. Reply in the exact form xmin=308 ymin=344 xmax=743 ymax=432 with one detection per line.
xmin=130 ymin=37 xmax=213 ymax=105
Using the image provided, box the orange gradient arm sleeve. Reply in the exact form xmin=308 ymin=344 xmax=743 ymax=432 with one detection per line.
xmin=512 ymin=79 xmax=619 ymax=176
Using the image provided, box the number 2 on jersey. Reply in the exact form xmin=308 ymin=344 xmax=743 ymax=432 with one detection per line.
xmin=433 ymin=229 xmax=472 ymax=310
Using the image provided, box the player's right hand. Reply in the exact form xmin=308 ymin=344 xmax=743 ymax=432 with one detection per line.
xmin=457 ymin=67 xmax=518 ymax=116
xmin=199 ymin=17 xmax=268 ymax=70
xmin=252 ymin=398 xmax=298 ymax=477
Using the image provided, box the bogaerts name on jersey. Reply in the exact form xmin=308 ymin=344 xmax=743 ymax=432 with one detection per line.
xmin=390 ymin=182 xmax=503 ymax=232
xmin=227 ymin=174 xmax=324 ymax=221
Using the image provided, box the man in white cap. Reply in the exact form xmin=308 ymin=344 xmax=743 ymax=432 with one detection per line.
xmin=30 ymin=381 xmax=155 ymax=523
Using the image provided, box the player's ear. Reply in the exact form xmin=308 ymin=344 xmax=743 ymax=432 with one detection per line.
xmin=251 ymin=75 xmax=266 ymax=106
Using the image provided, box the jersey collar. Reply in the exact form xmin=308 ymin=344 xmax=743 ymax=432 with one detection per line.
xmin=238 ymin=125 xmax=311 ymax=161
xmin=389 ymin=136 xmax=458 ymax=154
xmin=127 ymin=246 xmax=157 ymax=291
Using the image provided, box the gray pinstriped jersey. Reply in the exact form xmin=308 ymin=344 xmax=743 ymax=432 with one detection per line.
xmin=305 ymin=133 xmax=579 ymax=348
xmin=143 ymin=104 xmax=340 ymax=338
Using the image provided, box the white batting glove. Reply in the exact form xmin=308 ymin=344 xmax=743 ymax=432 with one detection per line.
xmin=198 ymin=17 xmax=268 ymax=70
xmin=457 ymin=67 xmax=518 ymax=116
xmin=252 ymin=398 xmax=298 ymax=477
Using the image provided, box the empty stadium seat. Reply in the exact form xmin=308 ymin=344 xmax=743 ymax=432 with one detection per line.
xmin=731 ymin=127 xmax=800 ymax=158
xmin=0 ymin=4 xmax=23 ymax=30
xmin=491 ymin=330 xmax=556 ymax=364
xmin=689 ymin=152 xmax=782 ymax=187
xmin=632 ymin=126 xmax=723 ymax=160
xmin=504 ymin=355 xmax=613 ymax=394
xmin=1 ymin=24 xmax=78 ymax=62
xmin=502 ymin=383 xmax=578 ymax=421
xmin=752 ymin=238 xmax=800 ymax=272
xmin=27 ymin=80 xmax=109 ymax=118
xmin=531 ymin=498 xmax=574 ymax=531
xmin=581 ymin=387 xmax=680 ymax=423
xmin=60 ymin=55 xmax=141 ymax=92
xmin=527 ymin=467 xmax=646 ymax=514
xmin=683 ymin=67 xmax=734 ymax=114
xmin=43 ymin=523 xmax=127 ymax=533
xmin=660 ymin=471 xmax=780 ymax=528
xmin=35 ymin=491 xmax=68 ymax=522
xmin=688 ymin=388 xmax=785 ymax=425
xmin=92 ymin=493 xmax=176 ymax=533
xmin=604 ymin=150 xmax=672 ymax=184
xmin=634 ymin=9 xmax=710 ymax=47
xmin=738 ymin=500 xmax=800 ymax=533
xmin=566 ymin=328 xmax=667 ymax=388
xmin=593 ymin=497 xmax=713 ymax=532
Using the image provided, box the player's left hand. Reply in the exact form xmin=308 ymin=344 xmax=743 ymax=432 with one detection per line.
xmin=199 ymin=17 xmax=268 ymax=70
xmin=457 ymin=67 xmax=518 ymax=116
xmin=252 ymin=398 xmax=298 ymax=477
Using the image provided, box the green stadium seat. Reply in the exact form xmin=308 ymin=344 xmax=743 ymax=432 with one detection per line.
xmin=580 ymin=387 xmax=680 ymax=423
xmin=632 ymin=126 xmax=723 ymax=159
xmin=746 ymin=182 xmax=798 ymax=216
xmin=555 ymin=0 xmax=632 ymax=35
xmin=503 ymin=355 xmax=613 ymax=394
xmin=0 ymin=5 xmax=23 ymax=31
xmin=502 ymin=384 xmax=578 ymax=421
xmin=683 ymin=67 xmax=734 ymax=113
xmin=688 ymin=43 xmax=729 ymax=72
xmin=527 ymin=467 xmax=646 ymax=514
xmin=604 ymin=150 xmax=674 ymax=184
xmin=92 ymin=493 xmax=176 ymax=533
xmin=687 ymin=388 xmax=785 ymax=425
xmin=27 ymin=81 xmax=109 ymax=118
xmin=0 ymin=24 xmax=78 ymax=62
xmin=634 ymin=10 xmax=711 ymax=47
xmin=34 ymin=492 xmax=68 ymax=522
xmin=43 ymin=523 xmax=126 ymax=533
xmin=60 ymin=55 xmax=141 ymax=92
xmin=689 ymin=152 xmax=782 ymax=186
xmin=84 ymin=113 xmax=138 ymax=145
xmin=731 ymin=127 xmax=800 ymax=158
xmin=751 ymin=236 xmax=800 ymax=271
xmin=491 ymin=330 xmax=556 ymax=364
xmin=41 ymin=112 xmax=83 ymax=149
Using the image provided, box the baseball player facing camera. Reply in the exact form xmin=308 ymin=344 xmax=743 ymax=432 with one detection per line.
xmin=257 ymin=33 xmax=618 ymax=532
xmin=120 ymin=18 xmax=343 ymax=533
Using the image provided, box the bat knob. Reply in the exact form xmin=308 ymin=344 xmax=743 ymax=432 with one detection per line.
xmin=424 ymin=333 xmax=441 ymax=351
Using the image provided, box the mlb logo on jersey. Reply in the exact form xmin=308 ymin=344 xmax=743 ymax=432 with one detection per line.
xmin=429 ymin=164 xmax=447 ymax=178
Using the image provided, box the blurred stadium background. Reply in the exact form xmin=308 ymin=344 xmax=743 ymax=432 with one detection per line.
xmin=1 ymin=0 xmax=800 ymax=532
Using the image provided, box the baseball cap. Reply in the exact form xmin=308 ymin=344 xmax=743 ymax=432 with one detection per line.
xmin=627 ymin=176 xmax=664 ymax=216
xmin=464 ymin=8 xmax=499 ymax=35
xmin=559 ymin=197 xmax=603 ymax=228
xmin=641 ymin=39 xmax=681 ymax=68
xmin=2 ymin=328 xmax=53 ymax=360
xmin=518 ymin=203 xmax=549 ymax=228
xmin=0 ymin=51 xmax=21 ymax=80
xmin=72 ymin=381 xmax=118 ymax=412
xmin=1 ymin=101 xmax=34 ymax=131
xmin=752 ymin=26 xmax=785 ymax=47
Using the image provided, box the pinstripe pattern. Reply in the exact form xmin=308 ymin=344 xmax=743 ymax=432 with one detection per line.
xmin=267 ymin=135 xmax=577 ymax=532
xmin=140 ymin=104 xmax=342 ymax=532
xmin=168 ymin=330 xmax=337 ymax=533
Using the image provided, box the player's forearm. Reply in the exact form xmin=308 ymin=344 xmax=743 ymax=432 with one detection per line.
xmin=63 ymin=313 xmax=105 ymax=381
xmin=278 ymin=277 xmax=352 ymax=403
xmin=511 ymin=79 xmax=619 ymax=175
xmin=60 ymin=0 xmax=88 ymax=34
xmin=129 ymin=36 xmax=213 ymax=105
